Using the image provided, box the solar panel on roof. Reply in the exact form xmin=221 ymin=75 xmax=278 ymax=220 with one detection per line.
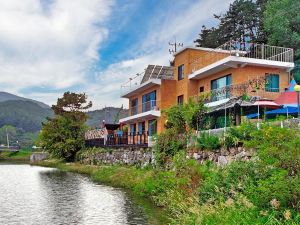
xmin=140 ymin=65 xmax=174 ymax=84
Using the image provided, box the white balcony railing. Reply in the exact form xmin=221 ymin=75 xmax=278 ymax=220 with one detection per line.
xmin=190 ymin=41 xmax=294 ymax=72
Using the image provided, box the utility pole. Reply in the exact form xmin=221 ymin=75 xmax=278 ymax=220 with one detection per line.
xmin=6 ymin=128 xmax=9 ymax=148
xmin=169 ymin=37 xmax=183 ymax=54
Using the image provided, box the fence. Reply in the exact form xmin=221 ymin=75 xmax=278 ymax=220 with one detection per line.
xmin=85 ymin=131 xmax=149 ymax=148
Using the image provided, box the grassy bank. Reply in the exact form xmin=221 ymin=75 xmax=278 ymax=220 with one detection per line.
xmin=36 ymin=156 xmax=300 ymax=225
xmin=0 ymin=150 xmax=32 ymax=161
xmin=34 ymin=124 xmax=300 ymax=225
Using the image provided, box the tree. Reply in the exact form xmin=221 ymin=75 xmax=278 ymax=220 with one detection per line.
xmin=264 ymin=0 xmax=300 ymax=59
xmin=195 ymin=0 xmax=268 ymax=47
xmin=163 ymin=94 xmax=208 ymax=133
xmin=40 ymin=92 xmax=92 ymax=161
xmin=181 ymin=95 xmax=208 ymax=131
xmin=163 ymin=105 xmax=186 ymax=134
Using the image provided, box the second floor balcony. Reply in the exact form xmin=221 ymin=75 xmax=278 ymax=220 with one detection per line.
xmin=130 ymin=100 xmax=160 ymax=116
xmin=119 ymin=100 xmax=161 ymax=124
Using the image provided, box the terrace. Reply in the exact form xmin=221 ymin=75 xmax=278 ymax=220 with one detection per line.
xmin=189 ymin=41 xmax=294 ymax=80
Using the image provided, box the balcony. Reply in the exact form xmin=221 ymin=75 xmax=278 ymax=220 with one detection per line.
xmin=201 ymin=78 xmax=286 ymax=107
xmin=189 ymin=41 xmax=294 ymax=80
xmin=120 ymin=100 xmax=161 ymax=123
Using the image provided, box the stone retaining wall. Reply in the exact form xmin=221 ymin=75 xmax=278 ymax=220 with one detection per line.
xmin=187 ymin=147 xmax=256 ymax=167
xmin=79 ymin=148 xmax=153 ymax=167
xmin=79 ymin=146 xmax=255 ymax=167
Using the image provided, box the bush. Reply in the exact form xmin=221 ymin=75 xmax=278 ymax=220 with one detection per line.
xmin=196 ymin=132 xmax=221 ymax=151
xmin=154 ymin=128 xmax=186 ymax=167
xmin=245 ymin=125 xmax=300 ymax=175
xmin=223 ymin=122 xmax=256 ymax=148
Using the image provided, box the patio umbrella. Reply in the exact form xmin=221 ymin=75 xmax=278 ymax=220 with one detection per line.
xmin=253 ymin=100 xmax=281 ymax=109
xmin=252 ymin=100 xmax=281 ymax=121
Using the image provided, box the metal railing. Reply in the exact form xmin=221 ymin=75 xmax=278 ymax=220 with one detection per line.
xmin=130 ymin=100 xmax=160 ymax=116
xmin=194 ymin=76 xmax=286 ymax=103
xmin=190 ymin=41 xmax=294 ymax=72
xmin=121 ymin=72 xmax=145 ymax=95
xmin=85 ymin=131 xmax=149 ymax=147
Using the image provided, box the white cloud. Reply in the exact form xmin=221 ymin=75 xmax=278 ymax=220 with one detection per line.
xmin=90 ymin=0 xmax=233 ymax=109
xmin=0 ymin=0 xmax=114 ymax=95
xmin=0 ymin=0 xmax=233 ymax=110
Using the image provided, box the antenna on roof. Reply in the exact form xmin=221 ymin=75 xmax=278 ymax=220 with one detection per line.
xmin=169 ymin=37 xmax=183 ymax=54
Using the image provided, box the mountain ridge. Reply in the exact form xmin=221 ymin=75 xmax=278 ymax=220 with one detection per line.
xmin=0 ymin=91 xmax=50 ymax=109
xmin=0 ymin=92 xmax=128 ymax=131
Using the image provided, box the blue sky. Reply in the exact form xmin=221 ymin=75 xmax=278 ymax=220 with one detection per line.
xmin=0 ymin=0 xmax=232 ymax=109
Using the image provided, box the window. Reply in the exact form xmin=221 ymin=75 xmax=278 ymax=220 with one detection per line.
xmin=199 ymin=86 xmax=204 ymax=93
xmin=178 ymin=64 xmax=184 ymax=80
xmin=130 ymin=123 xmax=136 ymax=135
xmin=138 ymin=122 xmax=145 ymax=134
xmin=265 ymin=74 xmax=279 ymax=92
xmin=142 ymin=91 xmax=156 ymax=112
xmin=148 ymin=119 xmax=157 ymax=136
xmin=131 ymin=98 xmax=138 ymax=115
xmin=211 ymin=74 xmax=232 ymax=101
xmin=177 ymin=95 xmax=184 ymax=105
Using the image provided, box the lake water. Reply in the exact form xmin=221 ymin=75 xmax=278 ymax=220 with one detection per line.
xmin=0 ymin=162 xmax=161 ymax=225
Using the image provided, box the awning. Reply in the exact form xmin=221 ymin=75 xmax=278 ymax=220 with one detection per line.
xmin=265 ymin=107 xmax=298 ymax=115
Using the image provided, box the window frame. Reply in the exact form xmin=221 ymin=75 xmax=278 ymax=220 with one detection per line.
xmin=178 ymin=64 xmax=184 ymax=80
xmin=265 ymin=73 xmax=280 ymax=92
xmin=177 ymin=95 xmax=184 ymax=105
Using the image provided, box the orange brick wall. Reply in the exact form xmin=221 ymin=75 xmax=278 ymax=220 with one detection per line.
xmin=125 ymin=47 xmax=291 ymax=134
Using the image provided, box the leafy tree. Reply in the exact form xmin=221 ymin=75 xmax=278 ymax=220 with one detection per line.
xmin=163 ymin=105 xmax=186 ymax=133
xmin=264 ymin=0 xmax=300 ymax=59
xmin=181 ymin=95 xmax=208 ymax=131
xmin=195 ymin=0 xmax=268 ymax=47
xmin=40 ymin=92 xmax=92 ymax=161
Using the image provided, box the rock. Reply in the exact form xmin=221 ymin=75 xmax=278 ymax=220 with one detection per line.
xmin=234 ymin=151 xmax=247 ymax=160
xmin=218 ymin=156 xmax=228 ymax=167
xmin=30 ymin=152 xmax=49 ymax=163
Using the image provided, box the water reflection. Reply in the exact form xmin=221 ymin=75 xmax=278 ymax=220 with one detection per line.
xmin=0 ymin=163 xmax=148 ymax=225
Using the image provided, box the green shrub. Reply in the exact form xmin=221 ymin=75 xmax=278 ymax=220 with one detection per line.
xmin=154 ymin=128 xmax=186 ymax=166
xmin=223 ymin=122 xmax=256 ymax=148
xmin=196 ymin=132 xmax=221 ymax=151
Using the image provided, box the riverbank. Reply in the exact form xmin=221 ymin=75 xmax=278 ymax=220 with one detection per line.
xmin=0 ymin=150 xmax=32 ymax=161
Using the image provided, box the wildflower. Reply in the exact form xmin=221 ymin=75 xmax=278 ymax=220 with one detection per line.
xmin=260 ymin=210 xmax=268 ymax=216
xmin=283 ymin=210 xmax=291 ymax=220
xmin=270 ymin=199 xmax=280 ymax=209
xmin=225 ymin=198 xmax=234 ymax=207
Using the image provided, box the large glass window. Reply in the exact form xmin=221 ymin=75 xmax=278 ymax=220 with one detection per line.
xmin=148 ymin=119 xmax=157 ymax=136
xmin=131 ymin=98 xmax=138 ymax=115
xmin=211 ymin=74 xmax=232 ymax=101
xmin=178 ymin=64 xmax=184 ymax=80
xmin=142 ymin=90 xmax=156 ymax=112
xmin=265 ymin=74 xmax=279 ymax=92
